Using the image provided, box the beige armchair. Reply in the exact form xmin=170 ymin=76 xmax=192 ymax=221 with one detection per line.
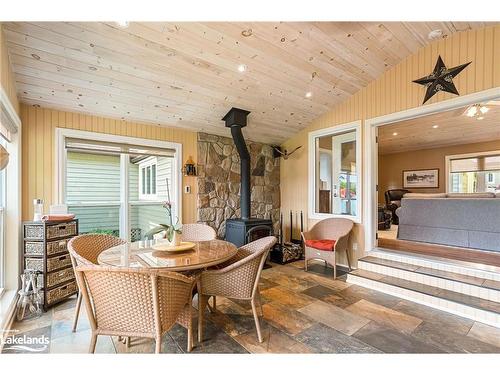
xmin=197 ymin=236 xmax=277 ymax=343
xmin=68 ymin=234 xmax=127 ymax=332
xmin=75 ymin=265 xmax=197 ymax=353
xmin=301 ymin=218 xmax=354 ymax=279
xmin=182 ymin=223 xmax=217 ymax=241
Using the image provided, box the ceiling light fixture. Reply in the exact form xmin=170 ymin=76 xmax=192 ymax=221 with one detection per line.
xmin=428 ymin=29 xmax=443 ymax=40
xmin=305 ymin=92 xmax=312 ymax=98
xmin=115 ymin=21 xmax=130 ymax=28
xmin=465 ymin=103 xmax=489 ymax=119
xmin=237 ymin=64 xmax=247 ymax=72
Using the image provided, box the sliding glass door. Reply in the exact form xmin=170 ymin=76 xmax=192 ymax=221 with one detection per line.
xmin=60 ymin=131 xmax=179 ymax=242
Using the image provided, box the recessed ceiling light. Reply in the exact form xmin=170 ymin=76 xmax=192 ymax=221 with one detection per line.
xmin=392 ymin=132 xmax=398 ymax=136
xmin=428 ymin=29 xmax=443 ymax=40
xmin=305 ymin=92 xmax=312 ymax=98
xmin=480 ymin=106 xmax=489 ymax=114
xmin=237 ymin=64 xmax=247 ymax=72
xmin=432 ymin=125 xmax=439 ymax=129
xmin=115 ymin=21 xmax=129 ymax=28
xmin=466 ymin=105 xmax=478 ymax=117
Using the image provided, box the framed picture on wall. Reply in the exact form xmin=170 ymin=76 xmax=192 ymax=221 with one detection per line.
xmin=402 ymin=169 xmax=439 ymax=189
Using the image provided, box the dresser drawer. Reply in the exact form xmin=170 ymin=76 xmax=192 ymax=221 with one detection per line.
xmin=47 ymin=267 xmax=75 ymax=288
xmin=47 ymin=221 xmax=77 ymax=240
xmin=46 ymin=281 xmax=78 ymax=305
xmin=25 ymin=241 xmax=44 ymax=256
xmin=47 ymin=254 xmax=72 ymax=272
xmin=47 ymin=238 xmax=70 ymax=256
xmin=25 ymin=257 xmax=44 ymax=272
xmin=24 ymin=224 xmax=45 ymax=240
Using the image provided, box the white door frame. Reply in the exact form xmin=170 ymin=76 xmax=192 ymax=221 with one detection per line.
xmin=363 ymin=87 xmax=500 ymax=253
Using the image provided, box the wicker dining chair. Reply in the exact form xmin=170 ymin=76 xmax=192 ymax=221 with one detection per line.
xmin=197 ymin=236 xmax=277 ymax=343
xmin=301 ymin=218 xmax=354 ymax=279
xmin=75 ymin=265 xmax=197 ymax=353
xmin=182 ymin=223 xmax=217 ymax=241
xmin=68 ymin=234 xmax=127 ymax=333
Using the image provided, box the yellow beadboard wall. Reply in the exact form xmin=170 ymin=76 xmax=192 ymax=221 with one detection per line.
xmin=0 ymin=23 xmax=20 ymax=114
xmin=281 ymin=25 xmax=500 ymax=266
xmin=21 ymin=104 xmax=198 ymax=222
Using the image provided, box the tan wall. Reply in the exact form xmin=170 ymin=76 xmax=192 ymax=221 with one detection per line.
xmin=378 ymin=140 xmax=500 ymax=203
xmin=21 ymin=104 xmax=198 ymax=223
xmin=280 ymin=25 xmax=500 ymax=266
xmin=0 ymin=23 xmax=19 ymax=114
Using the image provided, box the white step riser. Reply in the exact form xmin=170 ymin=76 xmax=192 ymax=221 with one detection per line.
xmin=347 ymin=273 xmax=500 ymax=328
xmin=371 ymin=250 xmax=500 ymax=282
xmin=358 ymin=261 xmax=500 ymax=303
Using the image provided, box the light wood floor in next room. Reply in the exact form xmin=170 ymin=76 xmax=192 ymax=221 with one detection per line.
xmin=3 ymin=260 xmax=500 ymax=354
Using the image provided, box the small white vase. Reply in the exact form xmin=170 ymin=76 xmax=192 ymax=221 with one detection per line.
xmin=171 ymin=231 xmax=182 ymax=246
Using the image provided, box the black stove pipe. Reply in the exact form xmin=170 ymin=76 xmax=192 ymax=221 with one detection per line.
xmin=222 ymin=108 xmax=251 ymax=220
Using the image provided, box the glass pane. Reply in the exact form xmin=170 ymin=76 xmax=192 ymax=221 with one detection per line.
xmin=66 ymin=151 xmax=120 ymax=235
xmin=141 ymin=167 xmax=146 ymax=195
xmin=146 ymin=166 xmax=151 ymax=194
xmin=151 ymin=164 xmax=157 ymax=194
xmin=315 ymin=130 xmax=357 ymax=216
xmin=450 ymin=158 xmax=479 ymax=173
xmin=485 ymin=155 xmax=500 ymax=171
xmin=451 ymin=171 xmax=500 ymax=193
xmin=129 ymin=156 xmax=174 ymax=241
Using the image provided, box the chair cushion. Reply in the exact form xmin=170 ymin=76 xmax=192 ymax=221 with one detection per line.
xmin=305 ymin=239 xmax=336 ymax=251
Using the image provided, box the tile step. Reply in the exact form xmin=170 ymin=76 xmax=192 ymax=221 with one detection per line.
xmin=359 ymin=256 xmax=500 ymax=303
xmin=347 ymin=269 xmax=500 ymax=328
xmin=371 ymin=248 xmax=500 ymax=282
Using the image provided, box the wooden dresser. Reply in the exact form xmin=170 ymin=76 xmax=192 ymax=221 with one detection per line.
xmin=23 ymin=219 xmax=79 ymax=310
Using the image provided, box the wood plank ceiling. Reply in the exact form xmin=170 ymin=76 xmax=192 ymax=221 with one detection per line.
xmin=3 ymin=22 xmax=495 ymax=144
xmin=378 ymin=101 xmax=500 ymax=154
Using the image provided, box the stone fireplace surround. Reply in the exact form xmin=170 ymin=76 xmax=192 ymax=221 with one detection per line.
xmin=196 ymin=133 xmax=280 ymax=238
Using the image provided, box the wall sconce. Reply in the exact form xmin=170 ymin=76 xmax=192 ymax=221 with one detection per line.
xmin=184 ymin=156 xmax=197 ymax=176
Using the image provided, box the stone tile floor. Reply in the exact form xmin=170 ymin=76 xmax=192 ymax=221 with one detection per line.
xmin=3 ymin=260 xmax=500 ymax=354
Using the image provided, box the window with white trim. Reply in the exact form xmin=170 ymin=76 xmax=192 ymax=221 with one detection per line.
xmin=448 ymin=151 xmax=500 ymax=193
xmin=0 ymin=136 xmax=6 ymax=290
xmin=308 ymin=121 xmax=362 ymax=222
xmin=139 ymin=157 xmax=158 ymax=200
xmin=60 ymin=131 xmax=180 ymax=241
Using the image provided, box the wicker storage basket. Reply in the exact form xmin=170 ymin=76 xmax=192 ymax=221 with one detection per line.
xmin=47 ymin=254 xmax=72 ymax=272
xmin=25 ymin=258 xmax=44 ymax=272
xmin=25 ymin=241 xmax=44 ymax=256
xmin=46 ymin=281 xmax=78 ymax=305
xmin=24 ymin=225 xmax=45 ymax=240
xmin=47 ymin=222 xmax=77 ymax=240
xmin=47 ymin=267 xmax=75 ymax=288
xmin=47 ymin=239 xmax=70 ymax=256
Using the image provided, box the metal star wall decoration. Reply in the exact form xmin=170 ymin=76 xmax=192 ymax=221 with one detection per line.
xmin=413 ymin=55 xmax=471 ymax=104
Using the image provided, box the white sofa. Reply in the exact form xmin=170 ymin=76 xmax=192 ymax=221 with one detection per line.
xmin=395 ymin=192 xmax=500 ymax=252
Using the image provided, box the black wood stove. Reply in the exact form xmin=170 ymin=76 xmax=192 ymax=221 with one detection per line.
xmin=222 ymin=108 xmax=274 ymax=248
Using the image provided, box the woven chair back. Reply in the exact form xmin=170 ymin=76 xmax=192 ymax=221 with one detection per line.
xmin=308 ymin=218 xmax=354 ymax=240
xmin=182 ymin=223 xmax=217 ymax=241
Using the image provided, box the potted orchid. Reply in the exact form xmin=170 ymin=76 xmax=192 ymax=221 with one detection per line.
xmin=145 ymin=178 xmax=182 ymax=245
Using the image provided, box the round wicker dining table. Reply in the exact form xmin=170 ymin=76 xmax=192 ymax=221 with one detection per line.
xmin=97 ymin=238 xmax=238 ymax=272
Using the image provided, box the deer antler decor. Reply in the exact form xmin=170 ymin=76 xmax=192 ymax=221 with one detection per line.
xmin=272 ymin=146 xmax=302 ymax=160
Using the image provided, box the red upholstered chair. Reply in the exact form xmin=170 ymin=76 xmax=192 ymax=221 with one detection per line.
xmin=301 ymin=218 xmax=354 ymax=279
